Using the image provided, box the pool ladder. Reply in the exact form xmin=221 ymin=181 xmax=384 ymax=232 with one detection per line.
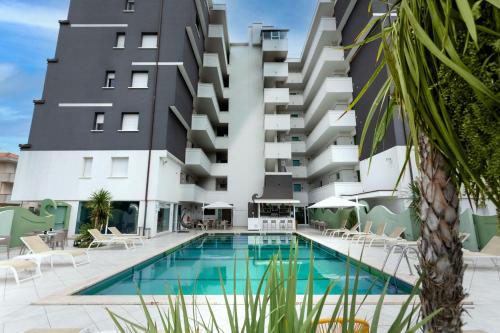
xmin=381 ymin=244 xmax=420 ymax=277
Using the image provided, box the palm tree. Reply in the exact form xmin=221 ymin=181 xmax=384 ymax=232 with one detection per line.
xmin=86 ymin=189 xmax=113 ymax=231
xmin=351 ymin=0 xmax=499 ymax=331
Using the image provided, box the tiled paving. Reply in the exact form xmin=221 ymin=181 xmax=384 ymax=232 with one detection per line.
xmin=0 ymin=227 xmax=498 ymax=332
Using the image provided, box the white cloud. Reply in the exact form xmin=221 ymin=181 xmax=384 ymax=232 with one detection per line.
xmin=0 ymin=1 xmax=67 ymax=30
xmin=0 ymin=106 xmax=30 ymax=121
xmin=0 ymin=63 xmax=16 ymax=81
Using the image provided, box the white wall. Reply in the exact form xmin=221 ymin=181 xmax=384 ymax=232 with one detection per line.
xmin=208 ymin=44 xmax=266 ymax=226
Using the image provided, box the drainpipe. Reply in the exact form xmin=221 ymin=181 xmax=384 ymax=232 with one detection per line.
xmin=142 ymin=0 xmax=165 ymax=236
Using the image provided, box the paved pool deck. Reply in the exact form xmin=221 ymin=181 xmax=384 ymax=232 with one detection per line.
xmin=0 ymin=227 xmax=498 ymax=332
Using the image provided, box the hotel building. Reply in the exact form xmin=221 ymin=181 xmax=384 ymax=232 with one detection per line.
xmin=12 ymin=0 xmax=415 ymax=236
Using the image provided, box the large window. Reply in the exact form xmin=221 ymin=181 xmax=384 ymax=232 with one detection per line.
xmin=120 ymin=113 xmax=139 ymax=131
xmin=292 ymin=159 xmax=301 ymax=167
xmin=93 ymin=113 xmax=104 ymax=131
xmin=115 ymin=33 xmax=126 ymax=48
xmin=140 ymin=33 xmax=158 ymax=48
xmin=82 ymin=157 xmax=93 ymax=178
xmin=157 ymin=205 xmax=171 ymax=233
xmin=130 ymin=71 xmax=148 ymax=88
xmin=111 ymin=157 xmax=129 ymax=177
xmin=262 ymin=30 xmax=287 ymax=40
xmin=104 ymin=71 xmax=115 ymax=88
xmin=124 ymin=0 xmax=135 ymax=11
xmin=293 ymin=183 xmax=302 ymax=192
xmin=75 ymin=201 xmax=139 ymax=234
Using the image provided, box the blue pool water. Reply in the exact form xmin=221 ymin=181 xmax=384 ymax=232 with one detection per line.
xmin=78 ymin=234 xmax=412 ymax=295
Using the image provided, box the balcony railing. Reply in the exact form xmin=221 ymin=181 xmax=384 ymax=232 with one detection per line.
xmin=307 ymin=145 xmax=359 ymax=178
xmin=308 ymin=182 xmax=363 ymax=203
xmin=265 ymin=142 xmax=292 ymax=159
xmin=0 ymin=173 xmax=15 ymax=183
xmin=264 ymin=114 xmax=291 ymax=131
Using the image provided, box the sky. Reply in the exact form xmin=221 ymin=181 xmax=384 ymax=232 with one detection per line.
xmin=0 ymin=0 xmax=316 ymax=153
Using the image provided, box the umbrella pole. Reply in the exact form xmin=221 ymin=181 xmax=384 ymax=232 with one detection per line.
xmin=356 ymin=196 xmax=361 ymax=228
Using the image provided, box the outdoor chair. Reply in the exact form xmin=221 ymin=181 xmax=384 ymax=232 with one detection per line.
xmin=323 ymin=220 xmax=347 ymax=236
xmin=342 ymin=221 xmax=373 ymax=240
xmin=49 ymin=230 xmax=68 ymax=250
xmin=279 ymin=219 xmax=286 ymax=230
xmin=364 ymin=226 xmax=406 ymax=248
xmin=0 ymin=258 xmax=41 ymax=285
xmin=108 ymin=227 xmax=145 ymax=246
xmin=330 ymin=223 xmax=359 ymax=237
xmin=87 ymin=229 xmax=134 ymax=250
xmin=286 ymin=219 xmax=294 ymax=230
xmin=262 ymin=220 xmax=269 ymax=230
xmin=270 ymin=220 xmax=277 ymax=230
xmin=20 ymin=235 xmax=90 ymax=268
xmin=0 ymin=235 xmax=10 ymax=258
xmin=355 ymin=223 xmax=387 ymax=244
xmin=463 ymin=236 xmax=500 ymax=268
xmin=316 ymin=318 xmax=369 ymax=333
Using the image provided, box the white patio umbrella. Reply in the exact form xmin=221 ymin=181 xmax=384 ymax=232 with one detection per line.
xmin=202 ymin=202 xmax=234 ymax=226
xmin=307 ymin=196 xmax=365 ymax=228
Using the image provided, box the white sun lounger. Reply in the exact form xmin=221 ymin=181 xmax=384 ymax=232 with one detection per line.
xmin=322 ymin=220 xmax=347 ymax=236
xmin=88 ymin=229 xmax=134 ymax=250
xmin=463 ymin=236 xmax=500 ymax=268
xmin=331 ymin=223 xmax=359 ymax=237
xmin=342 ymin=221 xmax=373 ymax=240
xmin=21 ymin=235 xmax=90 ymax=268
xmin=108 ymin=227 xmax=145 ymax=246
xmin=0 ymin=258 xmax=41 ymax=285
xmin=353 ymin=223 xmax=387 ymax=243
xmin=361 ymin=226 xmax=406 ymax=248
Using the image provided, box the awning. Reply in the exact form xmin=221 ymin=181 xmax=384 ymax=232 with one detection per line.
xmin=253 ymin=199 xmax=300 ymax=204
xmin=308 ymin=196 xmax=366 ymax=209
xmin=202 ymin=202 xmax=234 ymax=210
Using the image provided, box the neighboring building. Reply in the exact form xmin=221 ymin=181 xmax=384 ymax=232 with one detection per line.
xmin=0 ymin=153 xmax=18 ymax=206
xmin=13 ymin=0 xmax=413 ymax=236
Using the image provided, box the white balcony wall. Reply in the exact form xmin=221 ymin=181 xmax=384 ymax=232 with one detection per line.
xmin=293 ymin=191 xmax=309 ymax=205
xmin=308 ymin=182 xmax=363 ymax=203
xmin=197 ymin=83 xmax=224 ymax=123
xmin=289 ymin=94 xmax=304 ymax=107
xmin=207 ymin=24 xmax=229 ymax=74
xmin=286 ymin=72 xmax=303 ymax=85
xmin=215 ymin=136 xmax=229 ymax=150
xmin=180 ymin=184 xmax=207 ymax=203
xmin=289 ymin=166 xmax=307 ymax=178
xmin=290 ymin=117 xmax=305 ymax=130
xmin=265 ymin=142 xmax=292 ymax=159
xmin=291 ymin=141 xmax=306 ymax=153
xmin=264 ymin=114 xmax=291 ymax=131
xmin=306 ymin=110 xmax=356 ymax=153
xmin=185 ymin=148 xmax=211 ymax=175
xmin=264 ymin=88 xmax=290 ymax=105
xmin=263 ymin=62 xmax=288 ymax=78
xmin=262 ymin=39 xmax=288 ymax=53
xmin=308 ymin=145 xmax=359 ymax=177
xmin=202 ymin=53 xmax=226 ymax=99
xmin=191 ymin=115 xmax=216 ymax=145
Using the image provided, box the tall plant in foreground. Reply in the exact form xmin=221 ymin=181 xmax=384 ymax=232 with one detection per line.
xmin=107 ymin=242 xmax=437 ymax=332
xmin=350 ymin=0 xmax=499 ymax=331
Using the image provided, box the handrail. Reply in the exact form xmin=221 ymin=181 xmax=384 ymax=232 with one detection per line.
xmin=381 ymin=244 xmax=420 ymax=276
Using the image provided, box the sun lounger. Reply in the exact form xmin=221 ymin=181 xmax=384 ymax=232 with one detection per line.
xmin=0 ymin=258 xmax=41 ymax=285
xmin=342 ymin=221 xmax=373 ymax=240
xmin=88 ymin=229 xmax=134 ymax=250
xmin=331 ymin=223 xmax=359 ymax=238
xmin=353 ymin=223 xmax=387 ymax=243
xmin=362 ymin=226 xmax=406 ymax=248
xmin=463 ymin=236 xmax=500 ymax=268
xmin=21 ymin=235 xmax=90 ymax=268
xmin=108 ymin=227 xmax=145 ymax=246
xmin=322 ymin=220 xmax=347 ymax=236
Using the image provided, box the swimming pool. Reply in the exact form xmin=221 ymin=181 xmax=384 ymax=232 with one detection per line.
xmin=77 ymin=234 xmax=412 ymax=295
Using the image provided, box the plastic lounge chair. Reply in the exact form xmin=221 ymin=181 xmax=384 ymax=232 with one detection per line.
xmin=364 ymin=226 xmax=406 ymax=248
xmin=331 ymin=223 xmax=359 ymax=238
xmin=87 ymin=229 xmax=133 ymax=250
xmin=21 ymin=236 xmax=90 ymax=268
xmin=342 ymin=221 xmax=373 ymax=240
xmin=353 ymin=223 xmax=386 ymax=243
xmin=108 ymin=227 xmax=145 ymax=246
xmin=323 ymin=220 xmax=347 ymax=236
xmin=463 ymin=236 xmax=500 ymax=268
xmin=0 ymin=258 xmax=41 ymax=285
xmin=316 ymin=317 xmax=369 ymax=333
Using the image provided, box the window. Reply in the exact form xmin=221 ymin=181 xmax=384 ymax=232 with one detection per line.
xmin=291 ymin=113 xmax=299 ymax=118
xmin=141 ymin=33 xmax=158 ymax=48
xmin=195 ymin=15 xmax=202 ymax=37
xmin=130 ymin=71 xmax=148 ymax=88
xmin=292 ymin=159 xmax=301 ymax=167
xmin=121 ymin=113 xmax=139 ymax=131
xmin=115 ymin=33 xmax=125 ymax=48
xmin=216 ymin=151 xmax=228 ymax=163
xmin=216 ymin=124 xmax=228 ymax=137
xmin=125 ymin=0 xmax=135 ymax=11
xmin=111 ymin=157 xmax=129 ymax=177
xmin=93 ymin=113 xmax=104 ymax=131
xmin=82 ymin=157 xmax=93 ymax=178
xmin=216 ymin=177 xmax=227 ymax=191
xmin=104 ymin=71 xmax=115 ymax=88
xmin=293 ymin=183 xmax=302 ymax=192
xmin=292 ymin=136 xmax=301 ymax=142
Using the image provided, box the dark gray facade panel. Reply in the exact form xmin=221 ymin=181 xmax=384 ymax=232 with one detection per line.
xmin=166 ymin=112 xmax=188 ymax=161
xmin=26 ymin=0 xmax=203 ymax=153
xmin=339 ymin=0 xmax=371 ymax=48
xmin=333 ymin=0 xmax=350 ymax=24
xmin=257 ymin=175 xmax=294 ymax=200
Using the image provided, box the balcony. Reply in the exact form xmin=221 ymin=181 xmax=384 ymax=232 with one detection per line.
xmin=206 ymin=24 xmax=229 ymax=75
xmin=308 ymin=182 xmax=363 ymax=203
xmin=290 ymin=116 xmax=305 ymax=131
xmin=264 ymin=114 xmax=291 ymax=131
xmin=307 ymin=110 xmax=356 ymax=154
xmin=263 ymin=62 xmax=288 ymax=87
xmin=262 ymin=39 xmax=288 ymax=61
xmin=289 ymin=166 xmax=307 ymax=178
xmin=0 ymin=173 xmax=15 ymax=183
xmin=0 ymin=194 xmax=13 ymax=203
xmin=303 ymin=47 xmax=347 ymax=105
xmin=304 ymin=77 xmax=353 ymax=130
xmin=291 ymin=141 xmax=306 ymax=154
xmin=180 ymin=184 xmax=207 ymax=203
xmin=201 ymin=53 xmax=226 ymax=101
xmin=184 ymin=148 xmax=211 ymax=177
xmin=265 ymin=142 xmax=292 ymax=160
xmin=196 ymin=83 xmax=226 ymax=124
xmin=191 ymin=115 xmax=216 ymax=151
xmin=288 ymin=94 xmax=304 ymax=111
xmin=307 ymin=145 xmax=359 ymax=178
xmin=264 ymin=88 xmax=289 ymax=112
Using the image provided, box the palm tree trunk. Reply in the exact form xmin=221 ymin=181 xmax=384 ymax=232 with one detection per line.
xmin=418 ymin=134 xmax=465 ymax=332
